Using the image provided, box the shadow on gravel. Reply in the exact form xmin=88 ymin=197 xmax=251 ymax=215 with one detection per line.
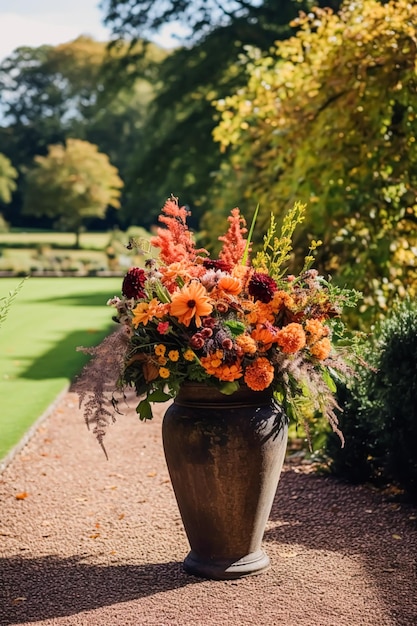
xmin=264 ymin=468 xmax=417 ymax=622
xmin=0 ymin=556 xmax=198 ymax=624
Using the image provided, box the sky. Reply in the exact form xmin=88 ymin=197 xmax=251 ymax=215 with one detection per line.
xmin=0 ymin=0 xmax=177 ymax=62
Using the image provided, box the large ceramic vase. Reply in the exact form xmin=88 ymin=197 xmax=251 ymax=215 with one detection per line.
xmin=162 ymin=383 xmax=288 ymax=580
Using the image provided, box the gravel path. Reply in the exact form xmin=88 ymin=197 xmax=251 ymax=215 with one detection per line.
xmin=0 ymin=388 xmax=416 ymax=626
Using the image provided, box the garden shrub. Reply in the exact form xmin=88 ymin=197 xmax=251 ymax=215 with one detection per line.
xmin=326 ymin=297 xmax=417 ymax=501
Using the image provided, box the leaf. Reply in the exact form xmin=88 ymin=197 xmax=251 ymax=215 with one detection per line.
xmin=147 ymin=389 xmax=172 ymax=403
xmin=321 ymin=368 xmax=337 ymax=393
xmin=15 ymin=492 xmax=28 ymax=500
xmin=136 ymin=398 xmax=153 ymax=420
xmin=219 ymin=381 xmax=240 ymax=395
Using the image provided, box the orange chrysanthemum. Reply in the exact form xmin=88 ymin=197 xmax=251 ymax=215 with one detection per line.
xmin=310 ymin=337 xmax=332 ymax=360
xmin=200 ymin=352 xmax=243 ymax=381
xmin=200 ymin=350 xmax=223 ymax=371
xmin=276 ymin=323 xmax=306 ymax=354
xmin=170 ymin=281 xmax=213 ymax=327
xmin=244 ymin=357 xmax=274 ymax=391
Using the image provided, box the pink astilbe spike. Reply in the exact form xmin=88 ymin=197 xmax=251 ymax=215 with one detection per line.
xmin=218 ymin=208 xmax=249 ymax=265
xmin=150 ymin=196 xmax=208 ymax=264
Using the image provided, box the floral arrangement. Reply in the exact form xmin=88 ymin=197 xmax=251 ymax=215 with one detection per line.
xmin=77 ymin=196 xmax=359 ymax=452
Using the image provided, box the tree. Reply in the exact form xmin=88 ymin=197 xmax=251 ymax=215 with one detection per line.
xmin=101 ymin=0 xmax=343 ymax=227
xmin=212 ymin=0 xmax=417 ymax=322
xmin=0 ymin=153 xmax=17 ymax=204
xmin=0 ymin=37 xmax=161 ymax=228
xmin=102 ymin=0 xmax=341 ymax=47
xmin=23 ymin=139 xmax=123 ymax=247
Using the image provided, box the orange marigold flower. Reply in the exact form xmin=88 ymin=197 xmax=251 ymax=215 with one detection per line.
xmin=170 ymin=281 xmax=213 ymax=327
xmin=310 ymin=337 xmax=332 ymax=360
xmin=235 ymin=333 xmax=257 ymax=355
xmin=305 ymin=318 xmax=327 ymax=344
xmin=276 ymin=323 xmax=306 ymax=354
xmin=244 ymin=357 xmax=274 ymax=391
xmin=251 ymin=324 xmax=279 ymax=351
xmin=270 ymin=290 xmax=295 ymax=313
xmin=183 ymin=349 xmax=196 ymax=361
xmin=217 ymin=275 xmax=242 ymax=296
xmin=132 ymin=298 xmax=160 ymax=327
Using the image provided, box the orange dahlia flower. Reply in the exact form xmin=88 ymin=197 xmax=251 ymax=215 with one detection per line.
xmin=244 ymin=357 xmax=274 ymax=391
xmin=251 ymin=324 xmax=278 ymax=351
xmin=276 ymin=323 xmax=306 ymax=354
xmin=170 ymin=281 xmax=213 ymax=327
xmin=217 ymin=275 xmax=242 ymax=296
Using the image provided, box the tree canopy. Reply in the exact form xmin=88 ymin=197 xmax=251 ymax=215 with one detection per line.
xmin=101 ymin=0 xmax=342 ymax=227
xmin=212 ymin=0 xmax=417 ymax=318
xmin=23 ymin=139 xmax=123 ymax=246
xmin=0 ymin=36 xmax=161 ymax=227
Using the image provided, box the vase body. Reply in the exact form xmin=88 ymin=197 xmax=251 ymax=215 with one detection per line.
xmin=162 ymin=383 xmax=288 ymax=580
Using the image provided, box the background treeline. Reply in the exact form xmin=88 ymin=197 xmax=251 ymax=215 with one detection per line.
xmin=1 ymin=0 xmax=416 ymax=321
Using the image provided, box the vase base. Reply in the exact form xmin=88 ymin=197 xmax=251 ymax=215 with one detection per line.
xmin=183 ymin=549 xmax=270 ymax=580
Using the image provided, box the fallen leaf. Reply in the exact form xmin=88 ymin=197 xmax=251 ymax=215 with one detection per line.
xmin=12 ymin=597 xmax=26 ymax=604
xmin=15 ymin=492 xmax=28 ymax=500
xmin=147 ymin=472 xmax=157 ymax=477
xmin=392 ymin=534 xmax=402 ymax=540
xmin=89 ymin=533 xmax=100 ymax=539
xmin=118 ymin=513 xmax=125 ymax=520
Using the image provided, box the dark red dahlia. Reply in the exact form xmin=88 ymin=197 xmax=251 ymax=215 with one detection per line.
xmin=122 ymin=267 xmax=146 ymax=299
xmin=202 ymin=258 xmax=233 ymax=273
xmin=248 ymin=272 xmax=278 ymax=303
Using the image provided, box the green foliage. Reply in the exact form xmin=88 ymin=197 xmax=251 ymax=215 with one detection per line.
xmin=253 ymin=201 xmax=306 ymax=277
xmin=212 ymin=0 xmax=417 ymax=322
xmin=0 ymin=153 xmax=17 ymax=204
xmin=326 ymin=297 xmax=417 ymax=501
xmin=23 ymin=139 xmax=123 ymax=245
xmin=104 ymin=1 xmax=342 ymax=228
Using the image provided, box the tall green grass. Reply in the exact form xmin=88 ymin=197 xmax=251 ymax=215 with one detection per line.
xmin=0 ymin=277 xmax=122 ymax=461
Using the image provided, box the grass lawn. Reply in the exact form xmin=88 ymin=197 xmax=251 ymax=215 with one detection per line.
xmin=0 ymin=276 xmax=122 ymax=462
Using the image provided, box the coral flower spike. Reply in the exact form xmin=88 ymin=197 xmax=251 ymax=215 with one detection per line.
xmin=170 ymin=281 xmax=213 ymax=327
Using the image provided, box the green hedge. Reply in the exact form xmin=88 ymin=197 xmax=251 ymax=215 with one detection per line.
xmin=326 ymin=297 xmax=417 ymax=501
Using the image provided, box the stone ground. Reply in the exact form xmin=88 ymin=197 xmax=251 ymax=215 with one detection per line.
xmin=0 ymin=388 xmax=416 ymax=626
